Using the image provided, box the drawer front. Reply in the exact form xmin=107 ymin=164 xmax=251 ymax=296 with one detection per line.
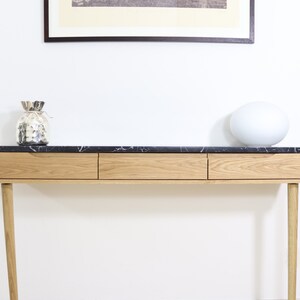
xmin=99 ymin=154 xmax=207 ymax=180
xmin=0 ymin=153 xmax=98 ymax=179
xmin=209 ymin=154 xmax=300 ymax=180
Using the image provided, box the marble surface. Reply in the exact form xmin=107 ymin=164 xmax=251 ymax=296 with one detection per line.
xmin=0 ymin=145 xmax=299 ymax=153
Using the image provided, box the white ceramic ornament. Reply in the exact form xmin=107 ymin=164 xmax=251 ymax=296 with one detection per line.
xmin=230 ymin=101 xmax=289 ymax=147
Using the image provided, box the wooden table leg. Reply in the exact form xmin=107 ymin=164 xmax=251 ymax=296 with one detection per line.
xmin=2 ymin=183 xmax=18 ymax=300
xmin=288 ymin=183 xmax=298 ymax=300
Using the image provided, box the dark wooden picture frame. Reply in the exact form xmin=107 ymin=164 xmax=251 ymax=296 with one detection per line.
xmin=44 ymin=0 xmax=254 ymax=43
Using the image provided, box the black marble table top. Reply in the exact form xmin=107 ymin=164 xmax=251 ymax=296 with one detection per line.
xmin=0 ymin=146 xmax=299 ymax=153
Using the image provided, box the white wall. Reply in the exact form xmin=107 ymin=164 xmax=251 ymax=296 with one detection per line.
xmin=0 ymin=1 xmax=300 ymax=299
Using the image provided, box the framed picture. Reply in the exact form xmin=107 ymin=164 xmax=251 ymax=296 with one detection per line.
xmin=44 ymin=0 xmax=254 ymax=43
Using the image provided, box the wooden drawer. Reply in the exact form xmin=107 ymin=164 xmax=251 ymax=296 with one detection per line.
xmin=99 ymin=154 xmax=207 ymax=180
xmin=0 ymin=153 xmax=98 ymax=179
xmin=209 ymin=154 xmax=300 ymax=180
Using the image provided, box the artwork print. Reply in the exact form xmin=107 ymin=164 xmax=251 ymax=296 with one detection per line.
xmin=45 ymin=0 xmax=254 ymax=43
xmin=72 ymin=0 xmax=227 ymax=8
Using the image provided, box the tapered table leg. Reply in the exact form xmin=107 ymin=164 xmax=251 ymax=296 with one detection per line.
xmin=2 ymin=183 xmax=18 ymax=300
xmin=288 ymin=183 xmax=298 ymax=300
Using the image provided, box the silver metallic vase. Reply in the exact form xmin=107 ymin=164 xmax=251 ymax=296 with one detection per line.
xmin=16 ymin=101 xmax=49 ymax=145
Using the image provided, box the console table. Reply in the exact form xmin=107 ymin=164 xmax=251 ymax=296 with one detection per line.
xmin=1 ymin=146 xmax=299 ymax=300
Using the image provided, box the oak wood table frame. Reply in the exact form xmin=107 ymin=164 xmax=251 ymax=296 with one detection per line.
xmin=1 ymin=152 xmax=299 ymax=300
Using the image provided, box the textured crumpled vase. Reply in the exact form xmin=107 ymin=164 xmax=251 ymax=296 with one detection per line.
xmin=16 ymin=101 xmax=49 ymax=145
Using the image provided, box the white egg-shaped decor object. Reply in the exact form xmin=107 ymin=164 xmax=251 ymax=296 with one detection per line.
xmin=230 ymin=101 xmax=289 ymax=147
